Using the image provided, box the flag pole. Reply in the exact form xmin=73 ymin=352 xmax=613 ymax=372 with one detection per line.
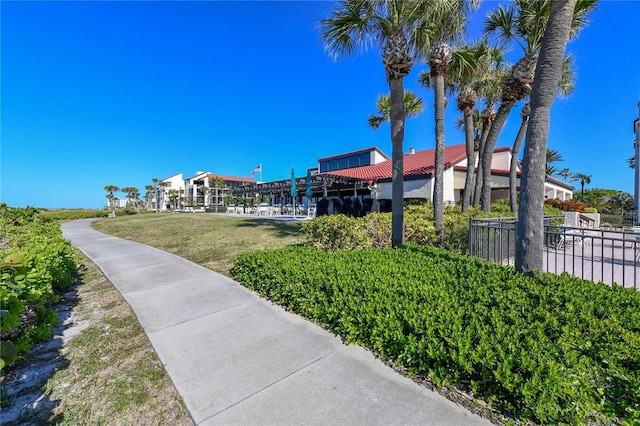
xmin=260 ymin=163 xmax=262 ymax=183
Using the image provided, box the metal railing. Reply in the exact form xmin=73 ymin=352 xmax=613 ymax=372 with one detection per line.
xmin=600 ymin=214 xmax=639 ymax=229
xmin=469 ymin=216 xmax=639 ymax=288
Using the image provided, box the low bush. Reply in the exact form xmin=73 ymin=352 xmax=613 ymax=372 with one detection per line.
xmin=40 ymin=209 xmax=110 ymax=221
xmin=0 ymin=205 xmax=78 ymax=369
xmin=302 ymin=202 xmax=563 ymax=254
xmin=545 ymin=198 xmax=586 ymax=213
xmin=232 ymin=245 xmax=640 ymax=424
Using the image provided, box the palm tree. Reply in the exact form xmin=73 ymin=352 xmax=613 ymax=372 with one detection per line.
xmin=445 ymin=40 xmax=506 ymax=212
xmin=508 ymin=103 xmax=530 ymax=212
xmin=158 ymin=181 xmax=168 ymax=211
xmin=121 ymin=186 xmax=142 ymax=213
xmin=558 ymin=167 xmax=571 ymax=182
xmin=473 ymin=68 xmax=506 ymax=207
xmin=571 ymin=173 xmax=592 ymax=198
xmin=144 ymin=185 xmax=155 ymax=210
xmin=198 ymin=186 xmax=209 ymax=207
xmin=167 ymin=189 xmax=182 ymax=212
xmin=104 ymin=185 xmax=119 ymax=211
xmin=152 ymin=178 xmax=159 ymax=212
xmin=515 ymin=0 xmax=590 ymax=276
xmin=209 ymin=176 xmax=225 ymax=208
xmin=545 ymin=148 xmax=564 ymax=175
xmin=320 ymin=0 xmax=428 ymax=246
xmin=368 ymin=90 xmax=424 ymax=129
xmin=422 ymin=0 xmax=479 ymax=239
xmin=480 ymin=0 xmax=595 ymax=212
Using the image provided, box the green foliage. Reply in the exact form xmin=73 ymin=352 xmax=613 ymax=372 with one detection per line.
xmin=0 ymin=205 xmax=77 ymax=369
xmin=232 ymin=246 xmax=640 ymax=424
xmin=301 ymin=202 xmax=547 ymax=254
xmin=39 ymin=209 xmax=110 ymax=221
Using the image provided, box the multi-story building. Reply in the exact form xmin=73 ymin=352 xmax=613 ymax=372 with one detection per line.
xmin=158 ymin=171 xmax=255 ymax=210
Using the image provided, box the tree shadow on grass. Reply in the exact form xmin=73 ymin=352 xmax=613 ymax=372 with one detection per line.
xmin=234 ymin=217 xmax=306 ymax=239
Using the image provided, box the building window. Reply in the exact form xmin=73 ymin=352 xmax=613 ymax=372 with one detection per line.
xmin=320 ymin=162 xmax=329 ymax=172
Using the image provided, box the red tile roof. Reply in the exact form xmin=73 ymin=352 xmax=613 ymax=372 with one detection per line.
xmin=207 ymin=173 xmax=256 ymax=184
xmin=323 ymin=143 xmax=468 ymax=182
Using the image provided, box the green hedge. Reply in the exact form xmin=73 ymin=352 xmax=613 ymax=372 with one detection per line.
xmin=0 ymin=205 xmax=78 ymax=369
xmin=302 ymin=202 xmax=563 ymax=254
xmin=40 ymin=208 xmax=111 ymax=221
xmin=232 ymin=245 xmax=640 ymax=424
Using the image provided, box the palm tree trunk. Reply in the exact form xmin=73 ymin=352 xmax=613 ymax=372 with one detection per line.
xmin=461 ymin=108 xmax=476 ymax=212
xmin=516 ymin=0 xmax=577 ymax=275
xmin=433 ymin=74 xmax=446 ymax=240
xmin=473 ymin=116 xmax=493 ymax=206
xmin=480 ymin=99 xmax=516 ymax=211
xmin=389 ymin=77 xmax=406 ymax=247
xmin=509 ymin=110 xmax=530 ymax=212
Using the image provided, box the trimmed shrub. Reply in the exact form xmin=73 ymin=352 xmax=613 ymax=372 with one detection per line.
xmin=232 ymin=245 xmax=640 ymax=424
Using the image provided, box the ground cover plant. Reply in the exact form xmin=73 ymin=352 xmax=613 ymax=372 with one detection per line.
xmin=232 ymin=245 xmax=640 ymax=424
xmin=0 ymin=205 xmax=77 ymax=369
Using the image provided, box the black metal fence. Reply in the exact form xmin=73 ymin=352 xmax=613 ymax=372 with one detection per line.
xmin=469 ymin=217 xmax=639 ymax=289
xmin=600 ymin=214 xmax=639 ymax=229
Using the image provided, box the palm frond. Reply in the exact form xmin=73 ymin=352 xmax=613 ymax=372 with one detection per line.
xmin=557 ymin=54 xmax=576 ymax=97
xmin=319 ymin=0 xmax=374 ymax=60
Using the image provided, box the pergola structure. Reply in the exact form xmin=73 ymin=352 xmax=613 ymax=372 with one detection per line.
xmin=231 ymin=173 xmax=371 ymax=200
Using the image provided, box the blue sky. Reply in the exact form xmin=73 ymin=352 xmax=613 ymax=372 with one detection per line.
xmin=2 ymin=0 xmax=638 ymax=209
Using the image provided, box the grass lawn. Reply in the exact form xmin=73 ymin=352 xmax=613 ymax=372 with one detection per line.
xmin=91 ymin=213 xmax=304 ymax=275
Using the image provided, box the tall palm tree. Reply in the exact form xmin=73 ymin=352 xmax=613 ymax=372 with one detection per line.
xmin=509 ymin=103 xmax=530 ymax=212
xmin=152 ymin=178 xmax=159 ymax=212
xmin=480 ymin=0 xmax=595 ymax=212
xmin=446 ymin=40 xmax=506 ymax=212
xmin=545 ymin=148 xmax=564 ymax=175
xmin=320 ymin=0 xmax=429 ymax=246
xmin=473 ymin=69 xmax=506 ymax=207
xmin=208 ymin=176 xmax=225 ymax=207
xmin=104 ymin=185 xmax=119 ymax=211
xmin=144 ymin=184 xmax=155 ymax=210
xmin=571 ymin=172 xmax=592 ymax=198
xmin=368 ymin=91 xmax=424 ymax=129
xmin=121 ymin=186 xmax=142 ymax=213
xmin=422 ymin=0 xmax=479 ymax=239
xmin=509 ymin=56 xmax=574 ymax=211
xmin=515 ymin=0 xmax=594 ymax=275
xmin=158 ymin=181 xmax=168 ymax=211
xmin=558 ymin=167 xmax=571 ymax=182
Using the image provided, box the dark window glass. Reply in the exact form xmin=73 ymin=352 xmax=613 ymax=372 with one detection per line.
xmin=360 ymin=153 xmax=370 ymax=166
xmin=338 ymin=157 xmax=348 ymax=169
xmin=320 ymin=162 xmax=329 ymax=172
xmin=329 ymin=160 xmax=338 ymax=171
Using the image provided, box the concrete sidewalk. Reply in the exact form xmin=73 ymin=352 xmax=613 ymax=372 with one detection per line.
xmin=62 ymin=219 xmax=491 ymax=425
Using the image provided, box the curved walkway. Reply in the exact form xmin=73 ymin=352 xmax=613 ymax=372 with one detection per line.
xmin=62 ymin=219 xmax=491 ymax=425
